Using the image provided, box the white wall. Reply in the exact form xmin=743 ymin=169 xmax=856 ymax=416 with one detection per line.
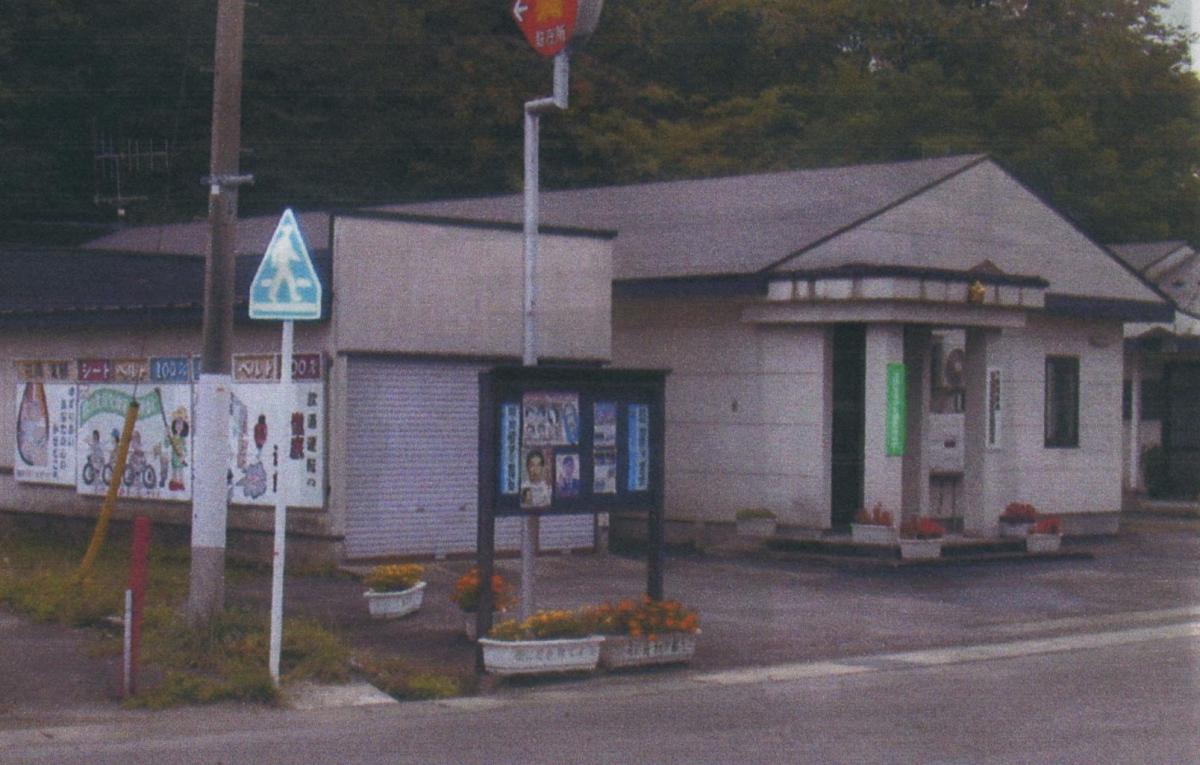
xmin=983 ymin=315 xmax=1125 ymax=521
xmin=612 ymin=296 xmax=829 ymax=527
xmin=614 ymin=294 xmax=1126 ymax=533
xmin=332 ymin=216 xmax=612 ymax=362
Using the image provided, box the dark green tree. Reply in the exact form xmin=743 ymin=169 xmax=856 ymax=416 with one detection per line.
xmin=2 ymin=0 xmax=1197 ymax=244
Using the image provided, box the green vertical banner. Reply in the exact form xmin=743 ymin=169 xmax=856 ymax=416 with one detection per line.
xmin=885 ymin=363 xmax=907 ymax=457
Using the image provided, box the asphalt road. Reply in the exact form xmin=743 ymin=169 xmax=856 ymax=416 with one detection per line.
xmin=2 ymin=618 xmax=1196 ymax=764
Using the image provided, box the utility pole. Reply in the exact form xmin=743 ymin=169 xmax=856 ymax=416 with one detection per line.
xmin=188 ymin=0 xmax=251 ymax=622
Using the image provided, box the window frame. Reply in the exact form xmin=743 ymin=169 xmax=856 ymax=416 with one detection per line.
xmin=1044 ymin=355 xmax=1080 ymax=448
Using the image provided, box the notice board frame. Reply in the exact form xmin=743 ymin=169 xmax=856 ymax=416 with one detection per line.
xmin=475 ymin=366 xmax=669 ymax=655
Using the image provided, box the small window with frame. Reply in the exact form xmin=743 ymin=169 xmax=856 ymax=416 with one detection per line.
xmin=1044 ymin=356 xmax=1079 ymax=448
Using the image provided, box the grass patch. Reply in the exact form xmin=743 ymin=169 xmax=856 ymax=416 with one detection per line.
xmin=351 ymin=651 xmax=477 ymax=701
xmin=0 ymin=529 xmax=472 ymax=707
xmin=128 ymin=605 xmax=361 ymax=708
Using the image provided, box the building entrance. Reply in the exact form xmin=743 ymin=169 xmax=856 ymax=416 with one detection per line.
xmin=830 ymin=324 xmax=866 ymax=528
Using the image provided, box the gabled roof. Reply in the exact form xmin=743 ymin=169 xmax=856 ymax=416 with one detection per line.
xmin=85 ymin=211 xmax=334 ymax=258
xmin=1110 ymin=241 xmax=1200 ymax=320
xmin=58 ymin=154 xmax=1170 ymax=324
xmin=386 ymin=154 xmax=989 ymax=281
xmin=0 ymin=247 xmax=331 ymax=327
xmin=387 ymin=154 xmax=1168 ymax=320
xmin=0 ymin=249 xmax=203 ymax=319
xmin=1108 ymin=241 xmax=1191 ymax=274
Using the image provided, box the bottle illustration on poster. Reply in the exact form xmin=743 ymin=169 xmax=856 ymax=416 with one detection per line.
xmin=17 ymin=382 xmax=49 ymax=467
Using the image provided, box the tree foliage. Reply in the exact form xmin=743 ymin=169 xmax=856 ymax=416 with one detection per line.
xmin=1 ymin=0 xmax=1197 ymax=244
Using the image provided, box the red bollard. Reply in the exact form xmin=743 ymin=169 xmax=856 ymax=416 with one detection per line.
xmin=127 ymin=517 xmax=151 ymax=695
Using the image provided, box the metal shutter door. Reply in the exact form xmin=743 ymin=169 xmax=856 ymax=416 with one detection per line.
xmin=344 ymin=357 xmax=591 ymax=559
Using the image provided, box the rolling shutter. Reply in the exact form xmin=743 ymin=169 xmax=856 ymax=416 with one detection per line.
xmin=344 ymin=356 xmax=592 ymax=558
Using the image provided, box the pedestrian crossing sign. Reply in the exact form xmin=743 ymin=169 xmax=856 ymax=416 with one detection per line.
xmin=249 ymin=208 xmax=323 ymax=321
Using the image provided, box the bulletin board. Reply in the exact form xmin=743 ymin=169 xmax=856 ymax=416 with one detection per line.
xmin=479 ymin=366 xmax=667 ymax=518
xmin=474 ymin=366 xmax=670 ymax=648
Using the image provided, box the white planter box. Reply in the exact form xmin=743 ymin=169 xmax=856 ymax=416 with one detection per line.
xmin=1025 ymin=533 xmax=1062 ymax=553
xmin=478 ymin=636 xmax=604 ymax=677
xmin=600 ymin=631 xmax=699 ymax=670
xmin=999 ymin=520 xmax=1034 ymax=538
xmin=737 ymin=518 xmax=777 ymax=538
xmin=363 ymin=581 xmax=426 ymax=619
xmin=899 ymin=539 xmax=942 ymax=560
xmin=851 ymin=524 xmax=898 ymax=544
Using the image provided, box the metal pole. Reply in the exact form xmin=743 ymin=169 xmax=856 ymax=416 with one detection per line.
xmin=523 ymin=107 xmax=539 ymax=369
xmin=520 ymin=105 xmax=540 ymax=621
xmin=122 ymin=589 xmax=133 ymax=697
xmin=189 ymin=0 xmax=247 ymax=622
xmin=518 ymin=54 xmax=569 ymax=622
xmin=269 ymin=320 xmax=294 ymax=685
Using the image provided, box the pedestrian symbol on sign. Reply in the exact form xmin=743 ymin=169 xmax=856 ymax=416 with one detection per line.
xmin=249 ymin=209 xmax=322 ymax=321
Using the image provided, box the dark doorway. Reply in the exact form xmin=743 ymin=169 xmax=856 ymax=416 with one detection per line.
xmin=1163 ymin=362 xmax=1200 ymax=498
xmin=830 ymin=324 xmax=866 ymax=528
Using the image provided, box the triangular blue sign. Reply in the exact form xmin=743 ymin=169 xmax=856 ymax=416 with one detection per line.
xmin=249 ymin=209 xmax=322 ymax=320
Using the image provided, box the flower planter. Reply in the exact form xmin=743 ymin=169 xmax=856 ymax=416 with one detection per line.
xmin=478 ymin=635 xmax=604 ymax=677
xmin=363 ymin=581 xmax=426 ymax=619
xmin=899 ymin=539 xmax=942 ymax=560
xmin=999 ymin=520 xmax=1034 ymax=538
xmin=736 ymin=518 xmax=777 ymax=538
xmin=851 ymin=523 xmax=897 ymax=545
xmin=1025 ymin=533 xmax=1062 ymax=553
xmin=600 ymin=631 xmax=699 ymax=670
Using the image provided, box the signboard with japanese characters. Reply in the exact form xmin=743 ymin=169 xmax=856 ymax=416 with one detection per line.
xmin=13 ymin=354 xmax=325 ymax=509
xmin=512 ymin=0 xmax=577 ymax=56
xmin=229 ymin=353 xmax=325 ymax=508
xmin=14 ymin=360 xmax=77 ymax=486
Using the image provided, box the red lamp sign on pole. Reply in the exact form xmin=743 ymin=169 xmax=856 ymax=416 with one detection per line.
xmin=512 ymin=0 xmax=578 ymax=56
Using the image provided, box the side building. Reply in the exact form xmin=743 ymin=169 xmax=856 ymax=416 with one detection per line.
xmin=1110 ymin=241 xmax=1200 ymax=502
xmin=1 ymin=212 xmax=614 ymax=563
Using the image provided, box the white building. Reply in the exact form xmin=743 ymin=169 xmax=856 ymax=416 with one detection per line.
xmin=1 ymin=155 xmax=1173 ymax=560
xmin=399 ymin=155 xmax=1171 ymax=540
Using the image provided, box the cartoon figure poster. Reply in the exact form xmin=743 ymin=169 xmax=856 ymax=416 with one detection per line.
xmin=76 ymin=385 xmax=193 ymax=500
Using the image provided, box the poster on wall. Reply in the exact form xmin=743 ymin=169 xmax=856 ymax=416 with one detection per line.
xmin=592 ymin=401 xmax=617 ymax=494
xmin=517 ymin=391 xmax=580 ymax=508
xmin=14 ymin=360 xmax=77 ymax=486
xmin=885 ymin=363 xmax=907 ymax=457
xmin=229 ymin=353 xmax=325 ymax=508
xmin=499 ymin=403 xmax=521 ymax=495
xmin=483 ymin=367 xmax=667 ymax=517
xmin=75 ymin=359 xmax=194 ymax=501
xmin=521 ymin=391 xmax=580 ymax=448
xmin=627 ymin=403 xmax=650 ymax=491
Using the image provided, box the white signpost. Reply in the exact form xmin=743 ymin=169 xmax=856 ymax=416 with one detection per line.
xmin=249 ymin=208 xmax=322 ymax=684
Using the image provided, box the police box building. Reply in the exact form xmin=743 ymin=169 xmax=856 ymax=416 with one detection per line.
xmin=0 ymin=155 xmax=1172 ymax=561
